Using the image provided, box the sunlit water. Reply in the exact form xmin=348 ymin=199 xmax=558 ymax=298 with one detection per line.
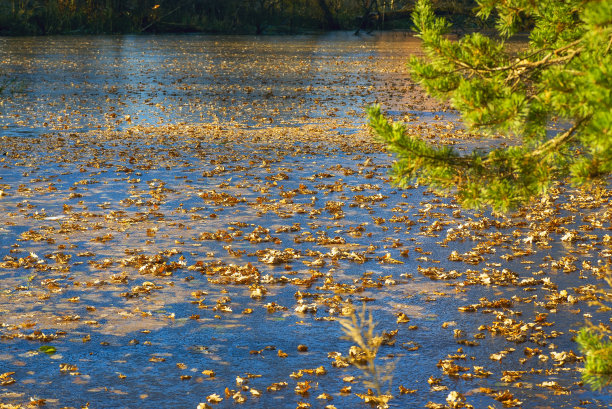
xmin=0 ymin=33 xmax=610 ymax=409
xmin=0 ymin=32 xmax=448 ymax=134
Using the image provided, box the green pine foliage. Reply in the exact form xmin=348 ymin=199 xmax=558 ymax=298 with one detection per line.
xmin=576 ymin=271 xmax=612 ymax=390
xmin=370 ymin=0 xmax=612 ymax=390
xmin=577 ymin=327 xmax=612 ymax=390
xmin=369 ymin=0 xmax=612 ymax=212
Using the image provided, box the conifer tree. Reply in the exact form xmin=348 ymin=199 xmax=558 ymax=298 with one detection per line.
xmin=369 ymin=0 xmax=612 ymax=212
xmin=369 ymin=0 xmax=612 ymax=389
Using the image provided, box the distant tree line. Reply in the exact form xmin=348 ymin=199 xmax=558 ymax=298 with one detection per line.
xmin=0 ymin=0 xmax=478 ymax=35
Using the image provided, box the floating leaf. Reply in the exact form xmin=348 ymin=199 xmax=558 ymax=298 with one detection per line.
xmin=39 ymin=345 xmax=57 ymax=355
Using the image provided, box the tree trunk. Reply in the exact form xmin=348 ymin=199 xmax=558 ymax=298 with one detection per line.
xmin=315 ymin=0 xmax=339 ymax=30
xmin=355 ymin=0 xmax=378 ymax=35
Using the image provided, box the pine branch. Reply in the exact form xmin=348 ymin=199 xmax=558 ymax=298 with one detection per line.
xmin=526 ymin=116 xmax=589 ymax=159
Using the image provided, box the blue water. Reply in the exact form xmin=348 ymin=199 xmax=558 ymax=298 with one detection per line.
xmin=0 ymin=34 xmax=610 ymax=409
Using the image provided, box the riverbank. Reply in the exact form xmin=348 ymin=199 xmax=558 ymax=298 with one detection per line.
xmin=0 ymin=1 xmax=487 ymax=36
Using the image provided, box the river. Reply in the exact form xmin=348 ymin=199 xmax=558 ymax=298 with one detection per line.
xmin=0 ymin=33 xmax=610 ymax=409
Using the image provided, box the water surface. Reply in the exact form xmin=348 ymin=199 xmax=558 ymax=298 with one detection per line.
xmin=0 ymin=33 xmax=610 ymax=409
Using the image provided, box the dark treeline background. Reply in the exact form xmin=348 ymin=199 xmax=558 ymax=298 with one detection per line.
xmin=0 ymin=0 xmax=480 ymax=35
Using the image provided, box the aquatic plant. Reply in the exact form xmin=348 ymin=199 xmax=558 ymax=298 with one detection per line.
xmin=338 ymin=304 xmax=394 ymax=408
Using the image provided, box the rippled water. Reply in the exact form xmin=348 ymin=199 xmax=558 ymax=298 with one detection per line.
xmin=0 ymin=33 xmax=611 ymax=409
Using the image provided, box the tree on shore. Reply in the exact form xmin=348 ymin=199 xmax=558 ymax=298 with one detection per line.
xmin=0 ymin=0 xmax=418 ymax=34
xmin=369 ymin=0 xmax=612 ymax=389
xmin=0 ymin=0 xmax=487 ymax=35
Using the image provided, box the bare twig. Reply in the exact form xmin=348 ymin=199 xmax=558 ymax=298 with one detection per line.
xmin=140 ymin=6 xmax=181 ymax=33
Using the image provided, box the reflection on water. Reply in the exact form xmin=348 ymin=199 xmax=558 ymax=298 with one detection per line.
xmin=0 ymin=32 xmax=445 ymax=137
